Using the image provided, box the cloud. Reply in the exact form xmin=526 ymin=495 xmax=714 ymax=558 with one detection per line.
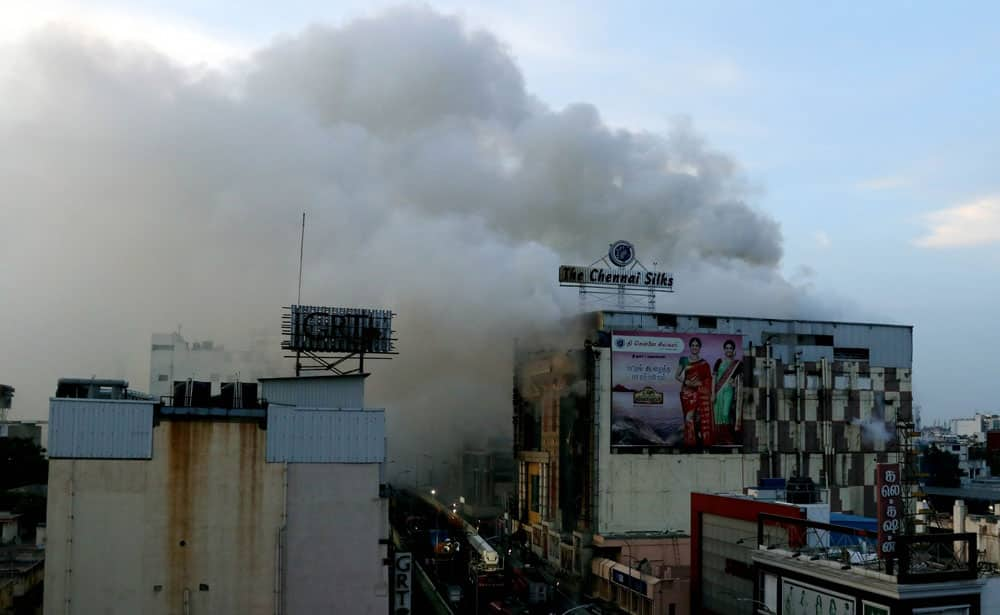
xmin=915 ymin=197 xmax=1000 ymax=248
xmin=814 ymin=231 xmax=832 ymax=248
xmin=0 ymin=6 xmax=816 ymax=487
xmin=856 ymin=175 xmax=908 ymax=191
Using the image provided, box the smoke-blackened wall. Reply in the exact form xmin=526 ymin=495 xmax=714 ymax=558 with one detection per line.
xmin=0 ymin=7 xmax=819 ymax=481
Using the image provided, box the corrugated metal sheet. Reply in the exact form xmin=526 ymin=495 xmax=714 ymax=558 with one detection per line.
xmin=266 ymin=407 xmax=384 ymax=463
xmin=260 ymin=376 xmax=365 ymax=408
xmin=48 ymin=398 xmax=154 ymax=459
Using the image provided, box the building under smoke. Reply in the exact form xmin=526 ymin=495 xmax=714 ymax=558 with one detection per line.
xmin=512 ymin=310 xmax=912 ymax=610
xmin=148 ymin=332 xmax=282 ymax=401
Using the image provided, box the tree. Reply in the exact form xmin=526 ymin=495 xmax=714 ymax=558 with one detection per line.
xmin=0 ymin=438 xmax=47 ymax=491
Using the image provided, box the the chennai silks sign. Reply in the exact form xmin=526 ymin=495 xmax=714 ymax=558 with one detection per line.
xmin=558 ymin=240 xmax=674 ymax=291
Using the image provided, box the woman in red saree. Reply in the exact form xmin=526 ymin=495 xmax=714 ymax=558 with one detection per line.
xmin=676 ymin=337 xmax=714 ymax=447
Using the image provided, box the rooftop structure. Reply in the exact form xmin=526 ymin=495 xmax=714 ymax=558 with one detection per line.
xmin=44 ymin=374 xmax=389 ymax=615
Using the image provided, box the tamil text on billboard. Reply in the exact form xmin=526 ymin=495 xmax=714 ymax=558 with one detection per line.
xmin=780 ymin=579 xmax=855 ymax=615
xmin=282 ymin=305 xmax=394 ymax=354
xmin=876 ymin=463 xmax=901 ymax=559
xmin=611 ymin=331 xmax=744 ymax=448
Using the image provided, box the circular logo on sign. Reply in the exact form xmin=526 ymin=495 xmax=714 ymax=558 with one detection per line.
xmin=608 ymin=240 xmax=635 ymax=267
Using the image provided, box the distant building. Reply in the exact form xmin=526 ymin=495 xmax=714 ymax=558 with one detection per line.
xmin=148 ymin=331 xmax=281 ymax=401
xmin=0 ymin=422 xmax=44 ymax=448
xmin=950 ymin=413 xmax=1000 ymax=443
xmin=44 ymin=374 xmax=388 ymax=615
xmin=0 ymin=384 xmax=12 ymax=412
xmin=0 ymin=383 xmax=45 ymax=448
xmin=513 ymin=310 xmax=912 ymax=613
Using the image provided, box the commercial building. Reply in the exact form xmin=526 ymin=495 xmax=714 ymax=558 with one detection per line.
xmin=512 ymin=310 xmax=912 ymax=613
xmin=44 ymin=374 xmax=389 ymax=615
xmin=753 ymin=513 xmax=983 ymax=614
xmin=148 ymin=331 xmax=281 ymax=400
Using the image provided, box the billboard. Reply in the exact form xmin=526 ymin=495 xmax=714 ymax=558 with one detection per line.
xmin=393 ymin=552 xmax=412 ymax=614
xmin=876 ymin=463 xmax=902 ymax=559
xmin=282 ymin=305 xmax=394 ymax=354
xmin=781 ymin=578 xmax=855 ymax=615
xmin=611 ymin=331 xmax=744 ymax=448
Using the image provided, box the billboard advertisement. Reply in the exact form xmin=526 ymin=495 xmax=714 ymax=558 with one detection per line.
xmin=611 ymin=331 xmax=744 ymax=448
xmin=781 ymin=579 xmax=855 ymax=615
xmin=282 ymin=305 xmax=394 ymax=354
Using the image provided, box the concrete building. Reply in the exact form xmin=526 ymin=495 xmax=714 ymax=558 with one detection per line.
xmin=0 ymin=421 xmax=43 ymax=448
xmin=512 ymin=310 xmax=912 ymax=613
xmin=0 ymin=513 xmax=19 ymax=545
xmin=950 ymin=413 xmax=1000 ymax=443
xmin=44 ymin=373 xmax=388 ymax=615
xmin=148 ymin=331 xmax=282 ymax=401
xmin=753 ymin=513 xmax=983 ymax=614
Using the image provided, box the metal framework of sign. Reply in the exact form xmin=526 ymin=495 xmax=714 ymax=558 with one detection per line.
xmin=876 ymin=463 xmax=902 ymax=559
xmin=393 ymin=552 xmax=412 ymax=614
xmin=282 ymin=305 xmax=394 ymax=354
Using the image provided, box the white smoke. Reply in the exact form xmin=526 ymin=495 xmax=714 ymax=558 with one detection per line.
xmin=0 ymin=7 xmax=821 ymax=484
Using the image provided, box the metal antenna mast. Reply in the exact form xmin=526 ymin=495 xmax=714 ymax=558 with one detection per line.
xmin=295 ymin=212 xmax=305 ymax=377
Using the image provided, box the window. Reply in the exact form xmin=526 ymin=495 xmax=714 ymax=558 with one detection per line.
xmin=834 ymin=347 xmax=870 ymax=361
xmin=656 ymin=314 xmax=677 ymax=328
xmin=530 ymin=475 xmax=540 ymax=513
xmin=157 ymin=374 xmax=169 ymax=382
xmin=698 ymin=316 xmax=718 ymax=328
xmin=151 ymin=344 xmax=174 ymax=351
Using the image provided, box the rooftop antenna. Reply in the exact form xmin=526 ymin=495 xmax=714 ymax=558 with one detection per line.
xmin=295 ymin=212 xmax=306 ymax=376
xmin=297 ymin=212 xmax=306 ymax=305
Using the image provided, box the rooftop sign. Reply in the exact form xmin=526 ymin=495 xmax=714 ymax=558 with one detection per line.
xmin=558 ymin=241 xmax=674 ymax=304
xmin=282 ymin=305 xmax=395 ymax=355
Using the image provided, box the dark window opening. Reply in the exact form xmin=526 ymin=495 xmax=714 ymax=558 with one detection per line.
xmin=530 ymin=475 xmax=541 ymax=513
xmin=157 ymin=374 xmax=169 ymax=382
xmin=698 ymin=316 xmax=718 ymax=328
xmin=834 ymin=347 xmax=870 ymax=361
xmin=656 ymin=314 xmax=678 ymax=328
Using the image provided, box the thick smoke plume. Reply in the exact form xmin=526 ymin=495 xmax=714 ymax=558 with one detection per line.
xmin=0 ymin=7 xmax=814 ymax=483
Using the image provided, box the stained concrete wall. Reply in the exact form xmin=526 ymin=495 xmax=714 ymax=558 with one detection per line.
xmin=284 ymin=463 xmax=388 ymax=615
xmin=596 ymin=351 xmax=759 ymax=534
xmin=44 ymin=420 xmax=284 ymax=615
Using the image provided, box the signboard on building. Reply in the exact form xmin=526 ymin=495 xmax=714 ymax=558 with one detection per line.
xmin=611 ymin=331 xmax=744 ymax=449
xmin=781 ymin=578 xmax=855 ymax=615
xmin=393 ymin=552 xmax=412 ymax=614
xmin=611 ymin=568 xmax=648 ymax=595
xmin=876 ymin=463 xmax=901 ymax=559
xmin=282 ymin=305 xmax=394 ymax=354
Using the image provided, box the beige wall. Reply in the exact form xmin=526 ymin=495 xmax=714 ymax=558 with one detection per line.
xmin=285 ymin=464 xmax=388 ymax=615
xmin=597 ymin=351 xmax=760 ymax=535
xmin=44 ymin=420 xmax=284 ymax=615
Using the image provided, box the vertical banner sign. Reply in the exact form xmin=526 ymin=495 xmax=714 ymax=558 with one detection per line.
xmin=394 ymin=552 xmax=412 ymax=614
xmin=876 ymin=463 xmax=901 ymax=559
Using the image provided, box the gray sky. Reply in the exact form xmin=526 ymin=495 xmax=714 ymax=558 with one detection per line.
xmin=3 ymin=2 xmax=998 ymax=431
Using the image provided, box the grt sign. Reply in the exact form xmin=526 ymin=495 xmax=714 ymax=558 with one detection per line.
xmin=393 ymin=552 xmax=412 ymax=614
xmin=282 ymin=305 xmax=394 ymax=354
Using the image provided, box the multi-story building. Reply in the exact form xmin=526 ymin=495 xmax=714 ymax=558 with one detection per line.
xmin=148 ymin=331 xmax=282 ymax=400
xmin=44 ymin=374 xmax=388 ymax=615
xmin=512 ymin=310 xmax=912 ymax=613
xmin=950 ymin=413 xmax=1000 ymax=443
